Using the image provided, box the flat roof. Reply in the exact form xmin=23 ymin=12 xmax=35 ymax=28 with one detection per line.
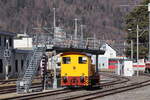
xmin=0 ymin=31 xmax=16 ymax=36
xmin=14 ymin=49 xmax=32 ymax=54
xmin=47 ymin=46 xmax=105 ymax=55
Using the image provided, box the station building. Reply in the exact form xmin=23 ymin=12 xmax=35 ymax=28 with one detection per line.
xmin=0 ymin=32 xmax=31 ymax=79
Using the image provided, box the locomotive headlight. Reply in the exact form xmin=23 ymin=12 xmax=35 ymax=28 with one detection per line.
xmin=65 ymin=73 xmax=67 ymax=76
xmin=80 ymin=76 xmax=84 ymax=83
xmin=82 ymin=73 xmax=85 ymax=76
xmin=63 ymin=76 xmax=67 ymax=83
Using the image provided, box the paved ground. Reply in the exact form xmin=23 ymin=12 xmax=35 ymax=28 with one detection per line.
xmin=95 ymin=85 xmax=150 ymax=100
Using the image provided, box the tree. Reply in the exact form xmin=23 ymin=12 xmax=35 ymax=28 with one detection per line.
xmin=125 ymin=0 xmax=149 ymax=59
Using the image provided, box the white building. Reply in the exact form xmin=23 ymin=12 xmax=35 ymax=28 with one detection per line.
xmin=98 ymin=43 xmax=116 ymax=69
xmin=14 ymin=34 xmax=32 ymax=49
xmin=100 ymin=43 xmax=116 ymax=58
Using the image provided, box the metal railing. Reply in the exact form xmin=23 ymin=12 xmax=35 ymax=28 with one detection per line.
xmin=32 ymin=34 xmax=105 ymax=51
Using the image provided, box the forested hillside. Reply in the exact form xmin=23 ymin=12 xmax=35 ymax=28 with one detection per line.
xmin=0 ymin=0 xmax=142 ymax=40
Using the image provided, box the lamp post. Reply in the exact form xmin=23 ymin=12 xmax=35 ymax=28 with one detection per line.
xmin=74 ymin=18 xmax=80 ymax=47
xmin=148 ymin=3 xmax=150 ymax=60
xmin=131 ymin=40 xmax=133 ymax=60
xmin=128 ymin=24 xmax=139 ymax=76
xmin=74 ymin=18 xmax=78 ymax=41
xmin=136 ymin=25 xmax=139 ymax=76
xmin=80 ymin=24 xmax=86 ymax=41
xmin=128 ymin=29 xmax=134 ymax=60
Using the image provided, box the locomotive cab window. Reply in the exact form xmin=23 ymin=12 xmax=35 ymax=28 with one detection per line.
xmin=62 ymin=57 xmax=71 ymax=64
xmin=79 ymin=57 xmax=87 ymax=64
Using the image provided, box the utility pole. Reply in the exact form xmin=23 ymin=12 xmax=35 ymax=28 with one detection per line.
xmin=53 ymin=8 xmax=56 ymax=39
xmin=74 ymin=18 xmax=78 ymax=41
xmin=80 ymin=25 xmax=84 ymax=40
xmin=53 ymin=8 xmax=56 ymax=29
xmin=131 ymin=40 xmax=133 ymax=60
xmin=52 ymin=7 xmax=57 ymax=89
xmin=148 ymin=3 xmax=150 ymax=60
xmin=137 ymin=24 xmax=139 ymax=76
xmin=74 ymin=18 xmax=79 ymax=47
xmin=93 ymin=33 xmax=96 ymax=49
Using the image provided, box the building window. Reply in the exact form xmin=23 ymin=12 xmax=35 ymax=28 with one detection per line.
xmin=27 ymin=60 xmax=29 ymax=67
xmin=62 ymin=57 xmax=71 ymax=64
xmin=79 ymin=57 xmax=87 ymax=64
xmin=21 ymin=60 xmax=24 ymax=70
xmin=9 ymin=38 xmax=12 ymax=47
xmin=0 ymin=59 xmax=3 ymax=73
xmin=15 ymin=60 xmax=18 ymax=72
xmin=0 ymin=36 xmax=1 ymax=46
xmin=102 ymin=63 xmax=105 ymax=66
xmin=4 ymin=37 xmax=6 ymax=47
xmin=8 ymin=65 xmax=11 ymax=73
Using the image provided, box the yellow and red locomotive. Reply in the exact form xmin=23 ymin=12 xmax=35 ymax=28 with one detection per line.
xmin=60 ymin=52 xmax=99 ymax=87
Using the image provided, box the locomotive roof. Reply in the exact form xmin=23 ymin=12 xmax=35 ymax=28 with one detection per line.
xmin=60 ymin=52 xmax=92 ymax=57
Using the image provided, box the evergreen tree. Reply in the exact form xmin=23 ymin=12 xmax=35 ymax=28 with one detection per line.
xmin=125 ymin=0 xmax=149 ymax=59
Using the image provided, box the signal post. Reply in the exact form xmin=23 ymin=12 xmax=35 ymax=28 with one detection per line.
xmin=40 ymin=54 xmax=48 ymax=91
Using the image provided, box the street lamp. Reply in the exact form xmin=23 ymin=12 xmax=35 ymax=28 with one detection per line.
xmin=148 ymin=3 xmax=150 ymax=60
xmin=128 ymin=29 xmax=133 ymax=60
xmin=129 ymin=25 xmax=140 ymax=76
xmin=128 ymin=25 xmax=148 ymax=76
xmin=127 ymin=25 xmax=139 ymax=76
xmin=137 ymin=25 xmax=139 ymax=77
xmin=80 ymin=24 xmax=86 ymax=41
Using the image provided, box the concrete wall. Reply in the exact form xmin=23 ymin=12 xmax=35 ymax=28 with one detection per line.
xmin=98 ymin=57 xmax=108 ymax=69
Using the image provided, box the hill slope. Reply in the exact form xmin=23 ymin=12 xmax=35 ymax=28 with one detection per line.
xmin=0 ymin=0 xmax=142 ymax=41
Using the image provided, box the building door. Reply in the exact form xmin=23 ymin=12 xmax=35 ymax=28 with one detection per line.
xmin=0 ymin=59 xmax=3 ymax=73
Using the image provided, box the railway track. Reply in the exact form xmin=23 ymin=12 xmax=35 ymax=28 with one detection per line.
xmin=1 ymin=72 xmax=128 ymax=100
xmin=59 ymin=73 xmax=150 ymax=100
xmin=100 ymin=72 xmax=130 ymax=87
xmin=3 ymin=74 xmax=148 ymax=100
xmin=1 ymin=88 xmax=76 ymax=100
xmin=0 ymin=83 xmax=41 ymax=94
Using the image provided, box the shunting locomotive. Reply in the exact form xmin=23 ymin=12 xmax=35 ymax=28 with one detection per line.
xmin=60 ymin=52 xmax=99 ymax=88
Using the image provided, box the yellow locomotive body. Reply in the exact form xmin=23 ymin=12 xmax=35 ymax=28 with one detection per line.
xmin=61 ymin=52 xmax=99 ymax=87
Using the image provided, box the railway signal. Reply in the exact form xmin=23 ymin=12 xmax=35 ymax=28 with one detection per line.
xmin=4 ymin=39 xmax=11 ymax=80
xmin=40 ymin=54 xmax=48 ymax=90
xmin=40 ymin=59 xmax=47 ymax=76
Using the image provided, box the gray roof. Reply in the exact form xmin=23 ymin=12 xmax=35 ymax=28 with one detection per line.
xmin=0 ymin=31 xmax=16 ymax=36
xmin=14 ymin=49 xmax=32 ymax=54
